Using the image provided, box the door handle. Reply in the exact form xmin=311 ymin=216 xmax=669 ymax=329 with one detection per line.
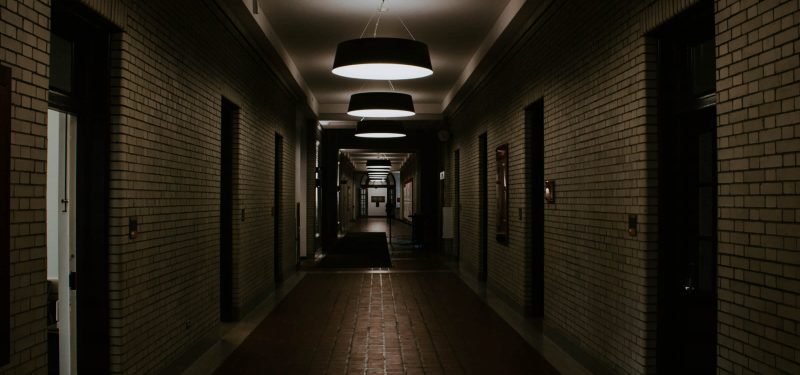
xmin=682 ymin=275 xmax=696 ymax=295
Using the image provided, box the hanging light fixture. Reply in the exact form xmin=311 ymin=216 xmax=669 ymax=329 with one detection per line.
xmin=367 ymin=159 xmax=391 ymax=181
xmin=347 ymin=92 xmax=414 ymax=118
xmin=331 ymin=0 xmax=433 ymax=81
xmin=366 ymin=159 xmax=392 ymax=170
xmin=332 ymin=37 xmax=432 ymax=80
xmin=355 ymin=120 xmax=406 ymax=138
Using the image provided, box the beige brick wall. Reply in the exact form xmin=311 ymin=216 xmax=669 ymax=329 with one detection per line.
xmin=100 ymin=1 xmax=303 ymax=372
xmin=446 ymin=1 xmax=663 ymax=370
xmin=443 ymin=0 xmax=795 ymax=373
xmin=715 ymin=0 xmax=800 ymax=373
xmin=2 ymin=0 xmax=308 ymax=373
xmin=0 ymin=0 xmax=51 ymax=373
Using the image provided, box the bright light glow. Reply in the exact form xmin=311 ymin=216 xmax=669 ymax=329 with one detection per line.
xmin=348 ymin=109 xmax=415 ymax=118
xmin=355 ymin=132 xmax=407 ymax=138
xmin=333 ymin=63 xmax=433 ymax=80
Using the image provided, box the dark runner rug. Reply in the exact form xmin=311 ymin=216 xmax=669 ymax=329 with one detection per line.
xmin=317 ymin=232 xmax=392 ymax=268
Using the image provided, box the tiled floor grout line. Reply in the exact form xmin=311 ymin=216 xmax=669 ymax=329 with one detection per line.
xmin=306 ymin=274 xmax=342 ymax=374
xmin=205 ymin=254 xmax=569 ymax=375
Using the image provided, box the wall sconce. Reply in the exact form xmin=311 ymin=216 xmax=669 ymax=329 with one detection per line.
xmin=544 ymin=180 xmax=555 ymax=203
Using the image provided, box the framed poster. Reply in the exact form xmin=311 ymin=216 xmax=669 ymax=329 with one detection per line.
xmin=496 ymin=144 xmax=509 ymax=244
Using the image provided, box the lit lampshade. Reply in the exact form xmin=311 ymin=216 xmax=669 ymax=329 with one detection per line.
xmin=355 ymin=120 xmax=406 ymax=138
xmin=366 ymin=159 xmax=392 ymax=169
xmin=332 ymin=38 xmax=433 ymax=80
xmin=347 ymin=92 xmax=415 ymax=118
xmin=367 ymin=160 xmax=390 ymax=180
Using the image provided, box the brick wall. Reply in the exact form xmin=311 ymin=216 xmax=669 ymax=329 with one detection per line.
xmin=445 ymin=0 xmax=798 ymax=373
xmin=446 ymin=0 xmax=655 ymax=369
xmin=715 ymin=0 xmax=800 ymax=373
xmin=0 ymin=0 xmax=51 ymax=372
xmin=2 ymin=0 xmax=308 ymax=373
xmin=101 ymin=1 xmax=302 ymax=372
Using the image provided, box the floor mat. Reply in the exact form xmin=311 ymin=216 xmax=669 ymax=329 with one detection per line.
xmin=317 ymin=232 xmax=392 ymax=268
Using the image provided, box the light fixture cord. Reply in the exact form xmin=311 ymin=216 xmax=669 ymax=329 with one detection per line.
xmin=398 ymin=17 xmax=416 ymax=40
xmin=360 ymin=0 xmax=387 ymax=38
xmin=373 ymin=0 xmax=385 ymax=38
xmin=359 ymin=13 xmax=376 ymax=38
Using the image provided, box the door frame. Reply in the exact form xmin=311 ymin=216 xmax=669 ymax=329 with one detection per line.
xmin=50 ymin=2 xmax=115 ymax=371
xmin=652 ymin=2 xmax=717 ymax=372
xmin=274 ymin=133 xmax=284 ymax=284
xmin=453 ymin=149 xmax=460 ymax=261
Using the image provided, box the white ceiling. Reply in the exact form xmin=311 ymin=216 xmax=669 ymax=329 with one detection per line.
xmin=251 ymin=0 xmax=526 ymax=121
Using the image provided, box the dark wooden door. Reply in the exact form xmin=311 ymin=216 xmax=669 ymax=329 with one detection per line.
xmin=0 ymin=61 xmax=10 ymax=368
xmin=51 ymin=2 xmax=116 ymax=371
xmin=219 ymin=98 xmax=235 ymax=321
xmin=526 ymin=100 xmax=545 ymax=317
xmin=655 ymin=2 xmax=716 ymax=372
xmin=274 ymin=133 xmax=284 ymax=283
xmin=454 ymin=149 xmax=460 ymax=261
xmin=659 ymin=106 xmax=717 ymax=373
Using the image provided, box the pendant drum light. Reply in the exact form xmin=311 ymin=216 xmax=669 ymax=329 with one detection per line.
xmin=366 ymin=159 xmax=392 ymax=169
xmin=332 ymin=38 xmax=433 ymax=80
xmin=355 ymin=120 xmax=406 ymax=138
xmin=348 ymin=92 xmax=414 ymax=118
xmin=367 ymin=159 xmax=391 ymax=180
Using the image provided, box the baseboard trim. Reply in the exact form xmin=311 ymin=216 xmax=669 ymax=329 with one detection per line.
xmin=440 ymin=254 xmax=592 ymax=375
xmin=160 ymin=328 xmax=218 ymax=375
xmin=176 ymin=271 xmax=306 ymax=375
xmin=543 ymin=322 xmax=617 ymax=375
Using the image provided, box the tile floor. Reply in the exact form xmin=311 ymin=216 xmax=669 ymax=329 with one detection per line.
xmin=184 ymin=219 xmax=589 ymax=375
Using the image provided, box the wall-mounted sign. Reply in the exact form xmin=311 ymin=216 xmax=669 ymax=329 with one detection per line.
xmin=496 ymin=144 xmax=509 ymax=244
xmin=370 ymin=196 xmax=385 ymax=203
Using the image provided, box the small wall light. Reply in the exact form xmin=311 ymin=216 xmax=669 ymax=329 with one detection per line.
xmin=544 ymin=180 xmax=555 ymax=203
